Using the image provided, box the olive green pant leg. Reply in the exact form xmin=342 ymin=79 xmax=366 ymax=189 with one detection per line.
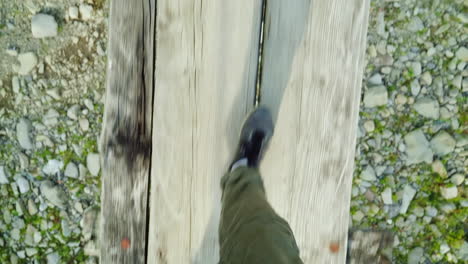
xmin=219 ymin=167 xmax=303 ymax=264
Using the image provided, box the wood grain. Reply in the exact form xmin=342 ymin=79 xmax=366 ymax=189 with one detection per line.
xmin=146 ymin=0 xmax=262 ymax=262
xmin=260 ymin=0 xmax=370 ymax=263
xmin=99 ymin=0 xmax=155 ymax=262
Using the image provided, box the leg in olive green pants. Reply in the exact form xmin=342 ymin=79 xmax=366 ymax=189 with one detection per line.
xmin=218 ymin=167 xmax=303 ymax=264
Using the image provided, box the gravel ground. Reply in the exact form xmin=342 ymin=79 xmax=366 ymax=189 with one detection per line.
xmin=0 ymin=0 xmax=466 ymax=263
xmin=0 ymin=0 xmax=107 ymax=263
xmin=352 ymin=0 xmax=467 ymax=263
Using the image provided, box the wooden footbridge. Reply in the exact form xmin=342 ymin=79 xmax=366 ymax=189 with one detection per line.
xmin=99 ymin=0 xmax=371 ymax=262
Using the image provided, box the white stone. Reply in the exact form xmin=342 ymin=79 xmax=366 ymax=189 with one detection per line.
xmin=0 ymin=166 xmax=10 ymax=184
xmin=84 ymin=99 xmax=94 ymax=110
xmin=352 ymin=211 xmax=365 ymax=222
xmin=441 ymin=186 xmax=458 ymax=200
xmin=363 ymin=86 xmax=388 ymax=108
xmin=452 ymin=75 xmax=462 ymax=89
xmin=25 ymin=225 xmax=38 ymax=246
xmin=79 ymin=4 xmax=94 ymax=20
xmin=363 ymin=120 xmax=375 ymax=132
xmin=368 ymin=73 xmax=383 ymax=85
xmin=12 ymin=76 xmax=20 ymax=93
xmin=400 ymin=185 xmax=417 ymax=214
xmin=408 ymin=247 xmax=424 ymax=264
xmin=395 ymin=94 xmax=407 ymax=105
xmin=408 ymin=16 xmax=424 ymax=32
xmin=16 ymin=118 xmax=34 ymax=150
xmin=425 ymin=206 xmax=438 ymax=217
xmin=43 ymin=109 xmax=60 ymax=126
xmin=81 ymin=206 xmax=99 ymax=241
xmin=16 ymin=176 xmax=30 ymax=193
xmin=40 ymin=181 xmax=67 ymax=208
xmin=411 ymin=62 xmax=422 ymax=76
xmin=430 ymin=131 xmax=456 ymax=156
xmin=16 ymin=52 xmax=38 ymax=75
xmin=68 ymin=6 xmax=79 ymax=19
xmin=404 ymin=129 xmax=433 ymax=165
xmin=31 ymin=14 xmax=58 ymax=38
xmin=456 ymin=47 xmax=468 ymax=62
xmin=457 ymin=242 xmax=468 ymax=261
xmin=28 ymin=199 xmax=38 ymax=215
xmin=450 ymin=174 xmax=464 ymax=186
xmin=421 ymin=72 xmax=432 ymax=85
xmin=411 ymin=79 xmax=421 ymax=96
xmin=381 ymin=187 xmax=392 ymax=205
xmin=46 ymin=88 xmax=61 ymax=100
xmin=11 ymin=229 xmax=20 ymax=240
xmin=79 ymin=164 xmax=88 ymax=178
xmin=47 ymin=252 xmax=60 ymax=264
xmin=431 ymin=160 xmax=447 ymax=178
xmin=360 ymin=166 xmax=376 ymax=181
xmin=79 ymin=118 xmax=89 ymax=131
xmin=42 ymin=159 xmax=63 ymax=175
xmin=67 ymin=105 xmax=80 ymax=120
xmin=427 ymin=47 xmax=436 ymax=56
xmin=87 ymin=153 xmax=100 ymax=177
xmin=413 ymin=97 xmax=440 ymax=119
xmin=440 ymin=244 xmax=451 ymax=254
xmin=64 ymin=163 xmax=79 ymax=178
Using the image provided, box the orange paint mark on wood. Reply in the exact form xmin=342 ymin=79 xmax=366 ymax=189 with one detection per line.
xmin=121 ymin=238 xmax=131 ymax=249
xmin=329 ymin=242 xmax=340 ymax=253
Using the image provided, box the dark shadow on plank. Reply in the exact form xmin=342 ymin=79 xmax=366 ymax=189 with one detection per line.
xmin=260 ymin=0 xmax=311 ymax=122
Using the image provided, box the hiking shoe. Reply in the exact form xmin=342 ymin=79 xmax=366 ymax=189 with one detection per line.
xmin=230 ymin=106 xmax=274 ymax=170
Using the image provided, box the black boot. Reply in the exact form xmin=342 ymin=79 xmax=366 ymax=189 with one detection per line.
xmin=230 ymin=106 xmax=274 ymax=170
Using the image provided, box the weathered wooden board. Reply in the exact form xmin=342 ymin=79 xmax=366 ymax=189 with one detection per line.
xmin=99 ymin=0 xmax=156 ymax=262
xmin=146 ymin=0 xmax=262 ymax=262
xmin=347 ymin=229 xmax=393 ymax=264
xmin=260 ymin=0 xmax=370 ymax=263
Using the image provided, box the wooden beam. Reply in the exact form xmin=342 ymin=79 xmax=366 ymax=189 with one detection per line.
xmin=146 ymin=0 xmax=262 ymax=262
xmin=99 ymin=0 xmax=156 ymax=262
xmin=260 ymin=0 xmax=370 ymax=263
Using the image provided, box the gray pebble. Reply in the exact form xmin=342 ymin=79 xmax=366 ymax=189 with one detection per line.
xmin=86 ymin=153 xmax=100 ymax=177
xmin=27 ymin=199 xmax=38 ymax=215
xmin=0 ymin=166 xmax=10 ymax=184
xmin=363 ymin=86 xmax=388 ymax=108
xmin=64 ymin=162 xmax=79 ymax=178
xmin=430 ymin=131 xmax=456 ymax=156
xmin=413 ymin=97 xmax=440 ymax=119
xmin=15 ymin=176 xmax=29 ymax=193
xmin=408 ymin=247 xmax=424 ymax=264
xmin=67 ymin=105 xmax=80 ymax=120
xmin=404 ymin=129 xmax=433 ymax=165
xmin=12 ymin=76 xmax=20 ymax=93
xmin=15 ymin=52 xmax=38 ymax=75
xmin=40 ymin=181 xmax=67 ymax=209
xmin=455 ymin=47 xmax=468 ymax=62
xmin=400 ymin=185 xmax=417 ymax=214
xmin=47 ymin=252 xmax=60 ymax=264
xmin=16 ymin=118 xmax=34 ymax=150
xmin=360 ymin=166 xmax=377 ymax=181
xmin=31 ymin=14 xmax=58 ymax=38
xmin=81 ymin=206 xmax=99 ymax=241
xmin=42 ymin=159 xmax=64 ymax=175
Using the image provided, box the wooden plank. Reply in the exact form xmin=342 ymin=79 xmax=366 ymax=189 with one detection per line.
xmin=260 ymin=0 xmax=370 ymax=263
xmin=99 ymin=0 xmax=155 ymax=262
xmin=347 ymin=230 xmax=393 ymax=264
xmin=147 ymin=0 xmax=262 ymax=262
